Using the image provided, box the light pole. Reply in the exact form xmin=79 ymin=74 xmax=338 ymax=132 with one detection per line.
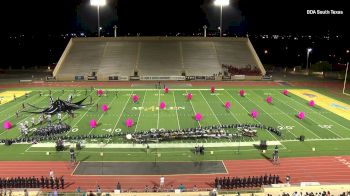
xmin=214 ymin=0 xmax=229 ymax=37
xmin=203 ymin=25 xmax=207 ymax=37
xmin=306 ymin=48 xmax=312 ymax=71
xmin=113 ymin=25 xmax=118 ymax=37
xmin=91 ymin=0 xmax=106 ymax=37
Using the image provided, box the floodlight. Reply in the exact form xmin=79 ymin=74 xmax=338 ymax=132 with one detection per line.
xmin=214 ymin=0 xmax=229 ymax=6
xmin=214 ymin=0 xmax=229 ymax=37
xmin=90 ymin=0 xmax=106 ymax=6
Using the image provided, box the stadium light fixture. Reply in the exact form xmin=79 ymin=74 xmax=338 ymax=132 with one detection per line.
xmin=306 ymin=48 xmax=312 ymax=71
xmin=214 ymin=0 xmax=229 ymax=37
xmin=91 ymin=0 xmax=106 ymax=37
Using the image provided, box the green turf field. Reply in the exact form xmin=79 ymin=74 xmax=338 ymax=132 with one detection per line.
xmin=1 ymin=87 xmax=350 ymax=161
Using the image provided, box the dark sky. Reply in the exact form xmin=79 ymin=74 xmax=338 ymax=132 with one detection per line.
xmin=2 ymin=0 xmax=348 ymax=35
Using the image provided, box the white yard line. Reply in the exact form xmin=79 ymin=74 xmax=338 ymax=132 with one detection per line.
xmin=199 ymin=90 xmax=222 ymax=126
xmin=280 ymin=90 xmax=350 ymax=132
xmin=223 ymin=90 xmax=284 ymax=145
xmin=215 ymin=94 xmax=242 ymax=124
xmin=271 ymin=90 xmax=343 ymax=138
xmin=112 ymin=91 xmax=133 ymax=132
xmin=247 ymin=90 xmax=321 ymax=139
xmin=134 ymin=90 xmax=148 ymax=132
xmin=172 ymin=91 xmax=181 ymax=130
xmin=66 ymin=96 xmax=103 ymax=136
xmin=186 ymin=90 xmax=201 ymax=127
xmin=88 ymin=96 xmax=117 ymax=135
xmin=157 ymin=90 xmax=161 ymax=129
xmin=248 ymin=91 xmax=298 ymax=138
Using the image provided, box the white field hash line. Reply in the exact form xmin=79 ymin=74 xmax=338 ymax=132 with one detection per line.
xmin=186 ymin=90 xmax=201 ymax=127
xmin=112 ymin=91 xmax=133 ymax=133
xmin=88 ymin=95 xmax=118 ymax=135
xmin=172 ymin=91 xmax=181 ymax=130
xmin=223 ymin=90 xmax=286 ymax=147
xmin=279 ymin=89 xmax=350 ymax=133
xmin=248 ymin=90 xmax=321 ymax=139
xmin=270 ymin=90 xmax=343 ymax=138
xmin=66 ymin=96 xmax=103 ymax=136
xmin=134 ymin=90 xmax=147 ymax=132
xmin=248 ymin=90 xmax=298 ymax=139
xmin=199 ymin=91 xmax=222 ymax=126
xmin=157 ymin=89 xmax=161 ymax=129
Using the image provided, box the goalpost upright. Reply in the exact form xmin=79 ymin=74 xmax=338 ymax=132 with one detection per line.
xmin=343 ymin=62 xmax=349 ymax=96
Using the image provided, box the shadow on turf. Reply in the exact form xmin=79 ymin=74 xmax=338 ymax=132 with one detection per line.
xmin=78 ymin=155 xmax=91 ymax=162
xmin=260 ymin=153 xmax=273 ymax=163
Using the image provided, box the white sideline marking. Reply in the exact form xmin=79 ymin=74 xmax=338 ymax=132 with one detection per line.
xmin=29 ymin=141 xmax=282 ymax=148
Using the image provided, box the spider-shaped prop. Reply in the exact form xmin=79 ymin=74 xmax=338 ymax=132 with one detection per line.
xmin=25 ymin=95 xmax=92 ymax=115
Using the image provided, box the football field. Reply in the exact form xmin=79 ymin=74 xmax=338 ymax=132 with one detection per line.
xmin=1 ymin=88 xmax=350 ymax=143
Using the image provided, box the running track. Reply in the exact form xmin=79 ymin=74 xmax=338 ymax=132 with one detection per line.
xmin=1 ymin=156 xmax=350 ymax=192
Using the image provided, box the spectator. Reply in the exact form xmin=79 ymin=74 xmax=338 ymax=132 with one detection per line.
xmin=210 ymin=188 xmax=218 ymax=196
xmin=286 ymin=175 xmax=291 ymax=184
xmin=116 ymin=182 xmax=121 ymax=191
xmin=160 ymin=176 xmax=165 ymax=188
xmin=192 ymin=185 xmax=198 ymax=192
xmin=96 ymin=185 xmax=101 ymax=196
xmin=76 ymin=186 xmax=81 ymax=194
xmin=49 ymin=169 xmax=54 ymax=179
xmin=169 ymin=184 xmax=174 ymax=192
xmin=24 ymin=189 xmax=29 ymax=196
xmin=144 ymin=185 xmax=149 ymax=192
xmin=178 ymin=184 xmax=185 ymax=192
xmin=88 ymin=190 xmax=94 ymax=196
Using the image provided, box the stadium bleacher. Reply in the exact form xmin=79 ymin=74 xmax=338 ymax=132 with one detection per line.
xmin=53 ymin=37 xmax=265 ymax=81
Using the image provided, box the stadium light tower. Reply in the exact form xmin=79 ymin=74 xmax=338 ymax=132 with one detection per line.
xmin=203 ymin=25 xmax=207 ymax=37
xmin=214 ymin=0 xmax=229 ymax=37
xmin=91 ymin=0 xmax=106 ymax=37
xmin=306 ymin=48 xmax=312 ymax=71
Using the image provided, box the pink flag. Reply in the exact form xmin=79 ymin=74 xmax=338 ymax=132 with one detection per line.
xmin=298 ymin=111 xmax=305 ymax=120
xmin=187 ymin=93 xmax=192 ymax=100
xmin=309 ymin=100 xmax=315 ymax=107
xmin=132 ymin=95 xmax=139 ymax=103
xmin=97 ymin=89 xmax=103 ymax=96
xmin=251 ymin=110 xmax=258 ymax=118
xmin=195 ymin=113 xmax=202 ymax=121
xmin=101 ymin=104 xmax=108 ymax=112
xmin=3 ymin=121 xmax=12 ymax=129
xmin=126 ymin=118 xmax=134 ymax=127
xmin=160 ymin=101 xmax=166 ymax=109
xmin=239 ymin=89 xmax=245 ymax=97
xmin=266 ymin=96 xmax=272 ymax=104
xmin=90 ymin=119 xmax=97 ymax=128
xmin=225 ymin=101 xmax=231 ymax=109
xmin=164 ymin=87 xmax=169 ymax=93
xmin=211 ymin=86 xmax=215 ymax=93
xmin=283 ymin=90 xmax=289 ymax=96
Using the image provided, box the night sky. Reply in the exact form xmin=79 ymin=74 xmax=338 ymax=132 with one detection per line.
xmin=1 ymin=0 xmax=348 ymax=68
xmin=2 ymin=0 xmax=348 ymax=35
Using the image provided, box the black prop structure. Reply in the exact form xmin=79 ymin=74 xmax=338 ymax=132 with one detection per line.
xmin=25 ymin=96 xmax=92 ymax=115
